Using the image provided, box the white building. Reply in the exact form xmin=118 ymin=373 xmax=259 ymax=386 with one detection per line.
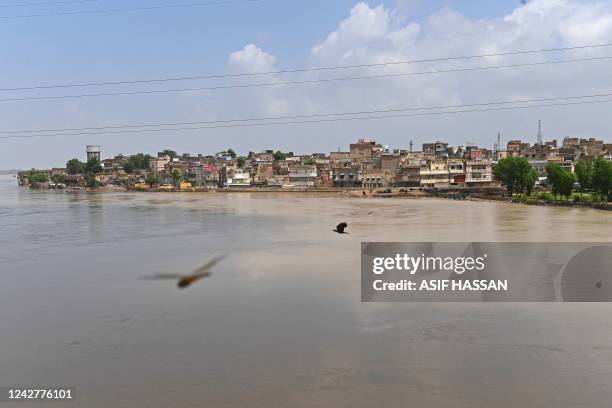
xmin=289 ymin=166 xmax=317 ymax=187
xmin=227 ymin=169 xmax=251 ymax=188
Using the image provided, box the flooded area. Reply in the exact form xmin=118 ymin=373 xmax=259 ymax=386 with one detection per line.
xmin=1 ymin=174 xmax=612 ymax=407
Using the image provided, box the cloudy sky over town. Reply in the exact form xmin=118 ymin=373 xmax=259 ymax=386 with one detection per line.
xmin=2 ymin=0 xmax=612 ymax=168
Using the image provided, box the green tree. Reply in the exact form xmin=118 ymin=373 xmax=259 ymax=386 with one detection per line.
xmin=122 ymin=153 xmax=151 ymax=174
xmin=546 ymin=163 xmax=575 ymax=200
xmin=123 ymin=160 xmax=135 ymax=174
xmin=66 ymin=158 xmax=84 ymax=175
xmin=592 ymin=157 xmax=612 ymax=201
xmin=227 ymin=148 xmax=237 ymax=159
xmin=546 ymin=163 xmax=564 ymax=199
xmin=303 ymin=158 xmax=317 ymax=166
xmin=52 ymin=174 xmax=65 ymax=184
xmin=493 ymin=157 xmax=536 ymax=196
xmin=525 ymin=167 xmax=538 ymax=196
xmin=574 ymin=159 xmax=593 ymax=196
xmin=85 ymin=158 xmax=103 ymax=174
xmin=274 ymin=151 xmax=286 ymax=161
xmin=237 ymin=156 xmax=246 ymax=168
xmin=130 ymin=153 xmax=152 ymax=170
xmin=559 ymin=171 xmax=576 ymax=200
xmin=172 ymin=170 xmax=182 ymax=186
xmin=145 ymin=173 xmax=159 ymax=188
xmin=84 ymin=172 xmax=99 ymax=188
xmin=160 ymin=149 xmax=177 ymax=158
xmin=29 ymin=172 xmax=48 ymax=183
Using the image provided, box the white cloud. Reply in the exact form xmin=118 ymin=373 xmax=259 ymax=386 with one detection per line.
xmin=218 ymin=0 xmax=612 ymax=151
xmin=7 ymin=0 xmax=612 ymax=168
xmin=228 ymin=43 xmax=276 ymax=73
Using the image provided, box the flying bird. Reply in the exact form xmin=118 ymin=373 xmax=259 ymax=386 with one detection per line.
xmin=333 ymin=222 xmax=349 ymax=234
xmin=142 ymin=255 xmax=226 ymax=289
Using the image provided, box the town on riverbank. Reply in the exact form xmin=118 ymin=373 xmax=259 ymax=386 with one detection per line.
xmin=16 ymin=126 xmax=612 ymax=209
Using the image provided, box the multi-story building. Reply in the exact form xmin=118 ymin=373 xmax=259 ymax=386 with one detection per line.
xmin=350 ymin=139 xmax=379 ymax=162
xmin=289 ymin=165 xmax=318 ymax=187
xmin=227 ymin=168 xmax=251 ymax=188
xmin=150 ymin=156 xmax=170 ymax=174
xmin=420 ymin=160 xmax=450 ymax=187
xmin=394 ymin=161 xmax=422 ymax=187
xmin=381 ymin=153 xmax=400 ymax=170
xmin=332 ymin=167 xmax=362 ymax=187
xmin=448 ymin=159 xmax=466 ymax=185
xmin=422 ymin=142 xmax=449 ymax=159
xmin=465 ymin=160 xmax=492 ymax=186
xmin=362 ymin=169 xmax=393 ymax=189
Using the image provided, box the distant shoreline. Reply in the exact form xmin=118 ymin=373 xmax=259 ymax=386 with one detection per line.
xmin=14 ymin=183 xmax=612 ymax=211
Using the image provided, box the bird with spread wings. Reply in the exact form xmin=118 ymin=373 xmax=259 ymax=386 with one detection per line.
xmin=141 ymin=255 xmax=226 ymax=289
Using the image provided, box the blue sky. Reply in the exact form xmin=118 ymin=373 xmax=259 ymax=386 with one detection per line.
xmin=1 ymin=0 xmax=611 ymax=168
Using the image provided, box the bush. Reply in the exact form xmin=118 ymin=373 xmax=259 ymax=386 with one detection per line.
xmin=29 ymin=172 xmax=48 ymax=183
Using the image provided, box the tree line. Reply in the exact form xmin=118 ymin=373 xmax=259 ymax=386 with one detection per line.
xmin=494 ymin=156 xmax=612 ymax=201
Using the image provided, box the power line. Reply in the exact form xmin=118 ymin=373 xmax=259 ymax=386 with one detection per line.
xmin=0 ymin=0 xmax=97 ymax=8
xmin=2 ymin=92 xmax=611 ymax=135
xmin=0 ymin=0 xmax=260 ymax=18
xmin=1 ymin=56 xmax=610 ymax=103
xmin=2 ymin=94 xmax=611 ymax=139
xmin=2 ymin=42 xmax=611 ymax=91
xmin=4 ymin=99 xmax=611 ymax=139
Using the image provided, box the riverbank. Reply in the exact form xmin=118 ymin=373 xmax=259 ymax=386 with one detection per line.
xmin=19 ymin=181 xmax=612 ymax=211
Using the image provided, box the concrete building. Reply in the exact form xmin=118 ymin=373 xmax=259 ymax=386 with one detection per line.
xmin=362 ymin=170 xmax=393 ymax=189
xmin=330 ymin=151 xmax=350 ymax=162
xmin=423 ymin=142 xmax=449 ymax=159
xmin=395 ymin=161 xmax=422 ymax=187
xmin=332 ymin=167 xmax=363 ymax=187
xmin=381 ymin=153 xmax=400 ymax=170
xmin=350 ymin=139 xmax=378 ymax=162
xmin=150 ymin=156 xmax=170 ymax=174
xmin=448 ymin=159 xmax=466 ymax=185
xmin=289 ymin=165 xmax=318 ymax=187
xmin=420 ymin=160 xmax=450 ymax=188
xmin=227 ymin=168 xmax=251 ymax=188
xmin=465 ymin=160 xmax=493 ymax=185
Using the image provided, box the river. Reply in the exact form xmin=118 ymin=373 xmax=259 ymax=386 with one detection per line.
xmin=1 ymin=174 xmax=611 ymax=407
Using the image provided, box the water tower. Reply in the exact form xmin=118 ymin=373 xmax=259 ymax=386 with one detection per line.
xmin=86 ymin=145 xmax=101 ymax=161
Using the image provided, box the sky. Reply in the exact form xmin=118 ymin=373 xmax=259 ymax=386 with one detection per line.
xmin=1 ymin=0 xmax=612 ymax=169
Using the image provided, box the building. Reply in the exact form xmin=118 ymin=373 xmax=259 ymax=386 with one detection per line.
xmin=150 ymin=156 xmax=170 ymax=174
xmin=448 ymin=159 xmax=466 ymax=185
xmin=381 ymin=153 xmax=400 ymax=170
xmin=362 ymin=169 xmax=393 ymax=189
xmin=422 ymin=142 xmax=449 ymax=159
xmin=350 ymin=139 xmax=378 ymax=162
xmin=332 ymin=167 xmax=363 ymax=187
xmin=395 ymin=161 xmax=422 ymax=187
xmin=330 ymin=151 xmax=350 ymax=162
xmin=289 ymin=165 xmax=317 ymax=187
xmin=420 ymin=160 xmax=450 ymax=188
xmin=465 ymin=160 xmax=493 ymax=186
xmin=227 ymin=168 xmax=251 ymax=188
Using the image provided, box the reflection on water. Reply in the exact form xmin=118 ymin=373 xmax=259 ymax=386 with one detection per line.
xmin=1 ymin=175 xmax=612 ymax=408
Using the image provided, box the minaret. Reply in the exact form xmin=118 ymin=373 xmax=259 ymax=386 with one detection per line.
xmin=409 ymin=140 xmax=413 ymax=153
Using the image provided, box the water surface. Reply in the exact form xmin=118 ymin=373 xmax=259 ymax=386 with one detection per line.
xmin=1 ymin=175 xmax=611 ymax=407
